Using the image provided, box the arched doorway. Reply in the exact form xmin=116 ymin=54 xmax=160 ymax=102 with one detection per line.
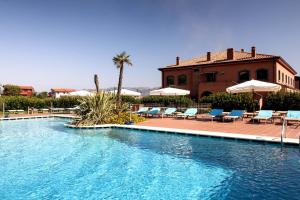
xmin=201 ymin=91 xmax=212 ymax=97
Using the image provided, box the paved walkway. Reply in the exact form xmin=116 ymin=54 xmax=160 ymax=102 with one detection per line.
xmin=138 ymin=117 xmax=300 ymax=139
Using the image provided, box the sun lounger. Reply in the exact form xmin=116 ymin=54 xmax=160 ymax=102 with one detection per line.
xmin=252 ymin=110 xmax=273 ymax=123
xmin=16 ymin=110 xmax=24 ymax=114
xmin=159 ymin=108 xmax=177 ymax=118
xmin=176 ymin=108 xmax=198 ymax=119
xmin=284 ymin=110 xmax=300 ymax=125
xmin=223 ymin=110 xmax=244 ymax=122
xmin=199 ymin=109 xmax=224 ymax=121
xmin=147 ymin=107 xmax=161 ymax=117
xmin=66 ymin=106 xmax=79 ymax=113
xmin=8 ymin=110 xmax=17 ymax=114
xmin=135 ymin=107 xmax=149 ymax=116
xmin=38 ymin=108 xmax=49 ymax=113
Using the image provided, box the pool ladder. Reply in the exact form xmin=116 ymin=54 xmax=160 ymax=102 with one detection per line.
xmin=281 ymin=119 xmax=286 ymax=147
xmin=281 ymin=120 xmax=300 ymax=149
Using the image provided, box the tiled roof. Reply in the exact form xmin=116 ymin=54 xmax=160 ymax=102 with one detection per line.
xmin=51 ymin=88 xmax=76 ymax=93
xmin=19 ymin=86 xmax=34 ymax=90
xmin=165 ymin=50 xmax=277 ymax=68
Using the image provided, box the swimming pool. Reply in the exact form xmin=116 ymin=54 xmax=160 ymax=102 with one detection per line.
xmin=0 ymin=118 xmax=300 ymax=199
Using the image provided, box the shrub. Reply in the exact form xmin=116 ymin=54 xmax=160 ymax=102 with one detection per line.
xmin=141 ymin=96 xmax=194 ymax=107
xmin=51 ymin=96 xmax=82 ymax=108
xmin=0 ymin=96 xmax=81 ymax=110
xmin=199 ymin=92 xmax=258 ymax=112
xmin=121 ymin=95 xmax=140 ymax=104
xmin=263 ymin=92 xmax=300 ymax=111
xmin=3 ymin=85 xmax=21 ymax=96
xmin=74 ymin=92 xmax=144 ymax=126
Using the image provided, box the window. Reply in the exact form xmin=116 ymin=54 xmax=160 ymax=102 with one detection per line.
xmin=278 ymin=70 xmax=281 ymax=81
xmin=205 ymin=72 xmax=216 ymax=82
xmin=282 ymin=73 xmax=284 ymax=82
xmin=238 ymin=70 xmax=250 ymax=82
xmin=256 ymin=69 xmax=268 ymax=81
xmin=285 ymin=75 xmax=287 ymax=84
xmin=166 ymin=75 xmax=174 ymax=86
xmin=178 ymin=74 xmax=187 ymax=85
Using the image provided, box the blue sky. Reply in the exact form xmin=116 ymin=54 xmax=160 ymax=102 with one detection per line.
xmin=0 ymin=0 xmax=299 ymax=91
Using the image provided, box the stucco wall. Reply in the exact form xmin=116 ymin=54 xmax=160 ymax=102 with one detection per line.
xmin=275 ymin=62 xmax=295 ymax=88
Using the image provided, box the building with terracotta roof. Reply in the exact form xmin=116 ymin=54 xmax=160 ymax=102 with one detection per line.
xmin=159 ymin=47 xmax=298 ymax=99
xmin=19 ymin=86 xmax=35 ymax=96
xmin=50 ymin=88 xmax=76 ymax=98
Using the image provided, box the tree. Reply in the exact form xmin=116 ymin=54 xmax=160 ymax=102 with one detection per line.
xmin=36 ymin=92 xmax=48 ymax=98
xmin=3 ymin=85 xmax=21 ymax=96
xmin=112 ymin=52 xmax=132 ymax=105
xmin=94 ymin=74 xmax=100 ymax=93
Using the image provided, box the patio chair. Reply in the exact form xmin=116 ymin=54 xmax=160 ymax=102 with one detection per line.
xmin=200 ymin=109 xmax=224 ymax=122
xmin=176 ymin=108 xmax=198 ymax=119
xmin=135 ymin=107 xmax=149 ymax=116
xmin=284 ymin=110 xmax=300 ymax=125
xmin=223 ymin=110 xmax=244 ymax=122
xmin=252 ymin=110 xmax=273 ymax=124
xmin=147 ymin=107 xmax=161 ymax=117
xmin=159 ymin=107 xmax=177 ymax=118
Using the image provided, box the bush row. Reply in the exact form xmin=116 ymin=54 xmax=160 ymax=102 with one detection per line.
xmin=0 ymin=95 xmax=195 ymax=111
xmin=0 ymin=96 xmax=82 ymax=111
xmin=2 ymin=92 xmax=299 ymax=112
xmin=263 ymin=92 xmax=300 ymax=110
xmin=140 ymin=96 xmax=194 ymax=107
xmin=199 ymin=93 xmax=258 ymax=112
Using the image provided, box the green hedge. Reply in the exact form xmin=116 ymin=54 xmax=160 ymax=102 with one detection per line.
xmin=0 ymin=96 xmax=82 ymax=111
xmin=141 ymin=96 xmax=194 ymax=107
xmin=121 ymin=95 xmax=140 ymax=104
xmin=199 ymin=92 xmax=258 ymax=112
xmin=263 ymin=92 xmax=300 ymax=111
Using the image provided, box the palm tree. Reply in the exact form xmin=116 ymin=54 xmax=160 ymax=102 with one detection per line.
xmin=94 ymin=74 xmax=100 ymax=93
xmin=113 ymin=51 xmax=132 ymax=105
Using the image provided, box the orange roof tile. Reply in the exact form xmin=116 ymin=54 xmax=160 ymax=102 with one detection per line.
xmin=51 ymin=88 xmax=76 ymax=93
xmin=165 ymin=50 xmax=276 ymax=68
xmin=161 ymin=48 xmax=297 ymax=75
xmin=19 ymin=86 xmax=34 ymax=90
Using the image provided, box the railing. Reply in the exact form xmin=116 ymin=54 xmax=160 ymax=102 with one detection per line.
xmin=281 ymin=119 xmax=286 ymax=147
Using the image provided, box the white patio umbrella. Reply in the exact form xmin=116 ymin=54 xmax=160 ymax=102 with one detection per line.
xmin=69 ymin=90 xmax=94 ymax=97
xmin=109 ymin=89 xmax=141 ymax=96
xmin=226 ymin=79 xmax=281 ymax=110
xmin=226 ymin=79 xmax=281 ymax=93
xmin=150 ymin=87 xmax=190 ymax=96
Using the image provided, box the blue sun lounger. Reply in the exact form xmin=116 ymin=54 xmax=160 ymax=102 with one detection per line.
xmin=147 ymin=107 xmax=161 ymax=117
xmin=176 ymin=108 xmax=198 ymax=119
xmin=223 ymin=110 xmax=245 ymax=122
xmin=284 ymin=110 xmax=300 ymax=125
xmin=135 ymin=107 xmax=149 ymax=115
xmin=200 ymin=109 xmax=224 ymax=121
xmin=160 ymin=107 xmax=177 ymax=118
xmin=252 ymin=110 xmax=273 ymax=123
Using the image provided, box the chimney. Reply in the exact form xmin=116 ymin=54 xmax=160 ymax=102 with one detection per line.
xmin=251 ymin=46 xmax=256 ymax=57
xmin=176 ymin=56 xmax=180 ymax=65
xmin=241 ymin=48 xmax=244 ymax=52
xmin=227 ymin=48 xmax=234 ymax=60
xmin=207 ymin=52 xmax=211 ymax=61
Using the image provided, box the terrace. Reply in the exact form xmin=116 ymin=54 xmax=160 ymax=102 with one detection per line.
xmin=138 ymin=117 xmax=300 ymax=139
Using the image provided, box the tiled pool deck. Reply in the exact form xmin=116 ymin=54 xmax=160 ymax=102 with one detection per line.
xmin=137 ymin=117 xmax=300 ymax=139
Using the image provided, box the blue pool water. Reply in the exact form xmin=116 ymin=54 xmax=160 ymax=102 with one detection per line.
xmin=0 ymin=118 xmax=300 ymax=199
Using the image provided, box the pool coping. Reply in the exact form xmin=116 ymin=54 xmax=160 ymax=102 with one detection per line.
xmin=65 ymin=123 xmax=299 ymax=146
xmin=1 ymin=115 xmax=298 ymax=146
xmin=0 ymin=115 xmax=76 ymax=121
